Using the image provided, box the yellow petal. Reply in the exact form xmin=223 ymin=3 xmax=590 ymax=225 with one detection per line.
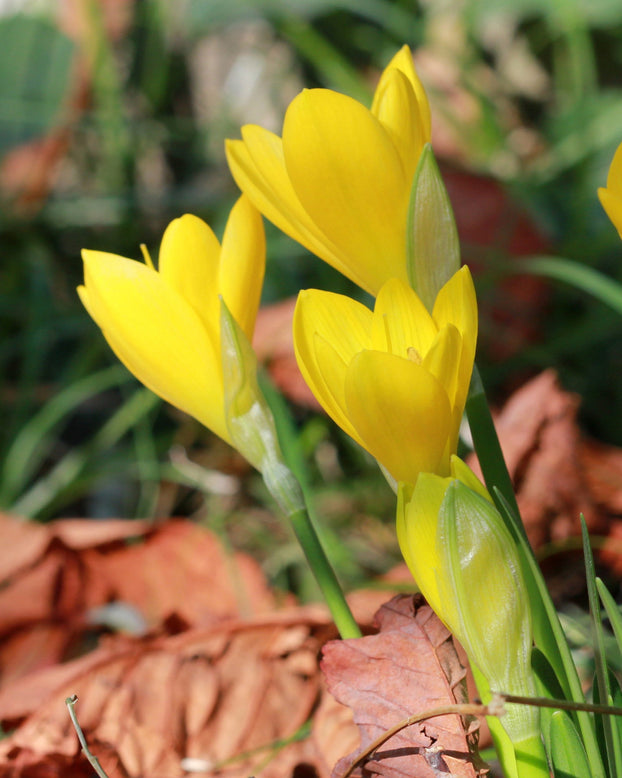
xmin=432 ymin=266 xmax=478 ymax=395
xmin=225 ymin=129 xmax=346 ymax=278
xmin=449 ymin=455 xmax=491 ymax=501
xmin=218 ymin=195 xmax=266 ymax=340
xmin=283 ymin=88 xmax=410 ymax=295
xmin=372 ymin=68 xmax=427 ymax=180
xmin=308 ymin=335 xmax=365 ymax=447
xmin=598 ymin=187 xmax=622 ymax=239
xmin=294 ymin=288 xmax=372 ymax=365
xmin=399 ymin=472 xmax=452 ymax=617
xmin=373 ymin=45 xmax=431 ymax=142
xmin=423 ymin=324 xmax=461 ymax=403
xmin=345 ymin=350 xmax=452 ymax=483
xmin=158 ymin=213 xmax=221 ymax=338
xmin=293 ymin=290 xmax=371 ymax=445
xmin=607 ymin=141 xmax=622 ymax=196
xmin=433 ymin=266 xmax=477 ymax=347
xmin=80 ymin=250 xmax=230 ymax=442
xmin=371 ymin=278 xmax=437 ymax=356
xmin=422 ymin=323 xmax=462 ymax=471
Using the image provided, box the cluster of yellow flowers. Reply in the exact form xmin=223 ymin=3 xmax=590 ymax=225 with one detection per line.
xmin=79 ymin=45 xmax=622 ymax=764
xmin=77 ymin=45 xmax=534 ymax=747
xmin=80 ymin=47 xmax=475 ymax=490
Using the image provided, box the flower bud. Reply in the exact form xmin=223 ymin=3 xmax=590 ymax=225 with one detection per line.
xmin=398 ymin=456 xmax=540 ymax=748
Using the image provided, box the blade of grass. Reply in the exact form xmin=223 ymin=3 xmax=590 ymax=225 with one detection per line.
xmin=596 ymin=578 xmax=622 ymax=654
xmin=549 ymin=710 xmax=593 ymax=778
xmin=495 ymin=493 xmax=605 ymax=777
xmin=0 ymin=365 xmax=128 ymax=507
xmin=515 ymin=256 xmax=622 ymax=316
xmin=10 ymin=387 xmax=160 ymax=518
xmin=582 ymin=516 xmax=621 ymax=777
xmin=278 ymin=17 xmax=372 ymax=103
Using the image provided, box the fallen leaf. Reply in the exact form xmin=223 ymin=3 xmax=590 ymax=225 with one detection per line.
xmin=0 ymin=515 xmax=276 ymax=693
xmin=0 ymin=608 xmax=341 ymax=778
xmin=467 ymin=370 xmax=606 ymax=549
xmin=322 ymin=594 xmax=484 ymax=778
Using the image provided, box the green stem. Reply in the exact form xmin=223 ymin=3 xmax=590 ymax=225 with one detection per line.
xmin=288 ymin=505 xmax=361 ymax=639
xmin=259 ymin=372 xmax=361 ymax=640
xmin=514 ymin=734 xmax=550 ymax=778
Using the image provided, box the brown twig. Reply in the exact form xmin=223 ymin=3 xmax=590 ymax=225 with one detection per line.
xmin=65 ymin=695 xmax=110 ymax=778
xmin=339 ymin=690 xmax=622 ymax=778
xmin=339 ymin=700 xmax=495 ymax=778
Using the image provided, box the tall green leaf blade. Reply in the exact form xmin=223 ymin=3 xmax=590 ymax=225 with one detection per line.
xmin=550 ymin=710 xmax=593 ymax=778
xmin=0 ymin=14 xmax=75 ymax=155
xmin=494 ymin=493 xmax=605 ymax=776
xmin=582 ymin=517 xmax=620 ymax=777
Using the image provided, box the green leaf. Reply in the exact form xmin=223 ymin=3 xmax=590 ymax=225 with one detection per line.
xmin=582 ymin=517 xmax=622 ymax=777
xmin=406 ymin=144 xmax=460 ymax=311
xmin=532 ymin=647 xmax=567 ymax=756
xmin=597 ymin=577 xmax=622 ymax=654
xmin=0 ymin=14 xmax=75 ymax=156
xmin=493 ymin=494 xmax=605 ymax=777
xmin=0 ymin=366 xmax=128 ymax=506
xmin=10 ymin=387 xmax=160 ymax=519
xmin=550 ymin=710 xmax=593 ymax=778
xmin=516 ymin=256 xmax=622 ymax=317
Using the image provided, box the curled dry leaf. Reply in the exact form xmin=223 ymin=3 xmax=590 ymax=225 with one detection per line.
xmin=322 ymin=594 xmax=485 ymax=778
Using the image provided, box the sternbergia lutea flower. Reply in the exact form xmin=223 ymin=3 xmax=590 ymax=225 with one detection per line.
xmin=78 ymin=195 xmax=265 ymax=446
xmin=598 ymin=141 xmax=622 ymax=239
xmin=293 ymin=266 xmax=477 ymax=485
xmin=226 ymin=46 xmax=431 ymax=297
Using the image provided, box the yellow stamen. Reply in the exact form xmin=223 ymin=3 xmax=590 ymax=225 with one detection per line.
xmin=407 ymin=346 xmax=422 ymax=364
xmin=140 ymin=243 xmax=155 ymax=270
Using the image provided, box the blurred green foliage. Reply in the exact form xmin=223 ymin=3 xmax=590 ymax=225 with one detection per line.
xmin=2 ymin=0 xmax=622 ymax=595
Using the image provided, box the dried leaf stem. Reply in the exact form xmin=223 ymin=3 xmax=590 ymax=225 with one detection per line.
xmin=339 ymin=691 xmax=622 ymax=778
xmin=339 ymin=701 xmax=495 ymax=778
xmin=65 ymin=695 xmax=109 ymax=778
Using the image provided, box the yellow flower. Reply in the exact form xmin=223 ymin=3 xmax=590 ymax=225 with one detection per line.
xmin=225 ymin=46 xmax=430 ymax=297
xmin=78 ymin=196 xmax=265 ymax=444
xmin=293 ymin=266 xmax=477 ymax=484
xmin=397 ymin=456 xmax=540 ymax=748
xmin=598 ymin=141 xmax=622 ymax=239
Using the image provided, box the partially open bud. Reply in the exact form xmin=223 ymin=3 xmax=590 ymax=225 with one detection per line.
xmin=397 ymin=456 xmax=541 ymax=755
xmin=220 ymin=299 xmax=303 ymax=517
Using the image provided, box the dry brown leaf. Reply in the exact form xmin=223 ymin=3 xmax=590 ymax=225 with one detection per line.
xmin=467 ymin=370 xmax=607 ymax=549
xmin=580 ymin=438 xmax=622 ymax=516
xmin=0 ymin=608 xmax=340 ymax=778
xmin=322 ymin=594 xmax=484 ymax=778
xmin=0 ymin=516 xmax=276 ymax=694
